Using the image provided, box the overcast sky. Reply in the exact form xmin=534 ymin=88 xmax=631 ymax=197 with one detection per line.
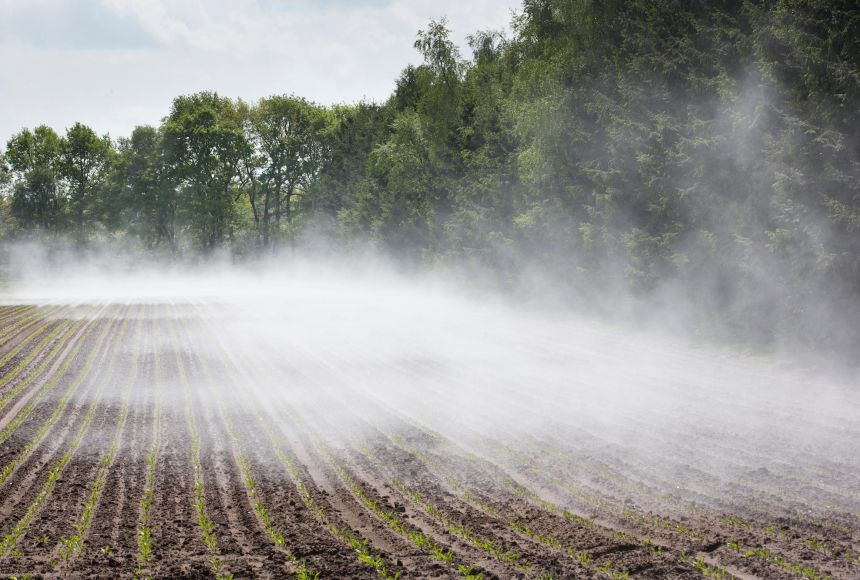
xmin=0 ymin=0 xmax=519 ymax=143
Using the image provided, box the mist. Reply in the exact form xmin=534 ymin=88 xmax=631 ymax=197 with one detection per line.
xmin=3 ymin=246 xmax=857 ymax=514
xmin=1 ymin=235 xmax=858 ymax=578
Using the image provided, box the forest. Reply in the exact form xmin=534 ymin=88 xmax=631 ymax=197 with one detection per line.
xmin=1 ymin=0 xmax=858 ymax=352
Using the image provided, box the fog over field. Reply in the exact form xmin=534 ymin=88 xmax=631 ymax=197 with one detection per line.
xmin=1 ymin=247 xmax=859 ymax=578
xmin=3 ymin=250 xmax=858 ymax=507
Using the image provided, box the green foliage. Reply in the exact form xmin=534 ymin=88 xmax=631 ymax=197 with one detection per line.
xmin=340 ymin=112 xmax=438 ymax=256
xmin=59 ymin=122 xmax=112 ymax=231
xmin=244 ymin=94 xmax=331 ymax=245
xmin=6 ymin=126 xmax=64 ymax=230
xmin=114 ymin=125 xmax=176 ymax=248
xmin=162 ymin=92 xmax=247 ymax=249
xmin=693 ymin=556 xmax=727 ymax=579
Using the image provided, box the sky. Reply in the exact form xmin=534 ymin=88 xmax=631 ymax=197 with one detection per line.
xmin=0 ymin=0 xmax=519 ymax=143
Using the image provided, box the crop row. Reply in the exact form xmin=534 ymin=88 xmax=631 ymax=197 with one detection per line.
xmin=319 ymin=384 xmax=721 ymax=580
xmin=0 ymin=314 xmax=125 ymax=560
xmin=188 ymin=309 xmax=406 ymax=580
xmin=173 ymin=309 xmax=326 ymax=580
xmin=321 ymin=442 xmax=484 ymax=579
xmin=0 ymin=316 xmax=85 ymax=411
xmin=0 ymin=317 xmax=118 ymax=488
xmin=53 ymin=316 xmax=141 ymax=569
xmin=168 ymin=318 xmax=230 ymax=580
xmin=0 ymin=306 xmax=59 ymax=347
xmin=136 ymin=316 xmax=161 ymax=579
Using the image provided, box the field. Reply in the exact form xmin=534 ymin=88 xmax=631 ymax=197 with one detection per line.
xmin=0 ymin=301 xmax=858 ymax=579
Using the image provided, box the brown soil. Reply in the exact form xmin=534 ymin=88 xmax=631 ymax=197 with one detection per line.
xmin=0 ymin=304 xmax=857 ymax=579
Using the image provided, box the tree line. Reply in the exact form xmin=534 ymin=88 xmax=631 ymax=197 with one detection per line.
xmin=0 ymin=93 xmax=330 ymax=251
xmin=1 ymin=0 xmax=859 ymax=350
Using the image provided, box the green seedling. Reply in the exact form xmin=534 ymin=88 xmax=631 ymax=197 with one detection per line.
xmin=742 ymin=545 xmax=832 ymax=579
xmin=803 ymin=538 xmax=828 ymax=554
xmin=720 ymin=515 xmax=749 ymax=529
xmin=641 ymin=537 xmax=665 ymax=554
xmin=693 ymin=556 xmax=727 ymax=578
xmin=727 ymin=539 xmax=743 ymax=552
xmin=59 ymin=535 xmax=83 ymax=561
xmin=457 ymin=564 xmax=484 ymax=579
xmin=573 ymin=550 xmax=592 ymax=566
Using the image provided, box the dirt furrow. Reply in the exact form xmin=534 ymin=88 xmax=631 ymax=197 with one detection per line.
xmin=0 ymin=318 xmax=114 ymax=532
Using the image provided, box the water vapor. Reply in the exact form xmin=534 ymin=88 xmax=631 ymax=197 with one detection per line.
xmin=2 ymin=243 xmax=857 ymax=525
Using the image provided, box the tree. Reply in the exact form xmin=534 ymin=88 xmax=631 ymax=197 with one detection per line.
xmin=247 ymin=95 xmax=331 ymax=246
xmin=308 ymin=102 xmax=388 ymax=218
xmin=5 ymin=126 xmax=64 ymax=230
xmin=112 ymin=125 xmax=176 ymax=249
xmin=0 ymin=149 xmax=9 ymax=194
xmin=340 ymin=112 xmax=437 ymax=257
xmin=59 ymin=122 xmax=113 ymax=233
xmin=162 ymin=92 xmax=246 ymax=249
xmin=413 ymin=19 xmax=465 ymax=162
xmin=0 ymin=150 xmax=11 ymax=240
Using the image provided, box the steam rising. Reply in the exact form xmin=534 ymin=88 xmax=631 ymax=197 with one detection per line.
xmin=3 ymin=248 xmax=857 ymax=521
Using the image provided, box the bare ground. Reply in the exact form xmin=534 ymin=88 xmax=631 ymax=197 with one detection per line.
xmin=0 ymin=304 xmax=857 ymax=579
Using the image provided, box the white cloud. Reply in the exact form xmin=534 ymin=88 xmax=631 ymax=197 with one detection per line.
xmin=0 ymin=0 xmax=519 ymax=142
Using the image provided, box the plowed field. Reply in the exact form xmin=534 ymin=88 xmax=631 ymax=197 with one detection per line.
xmin=0 ymin=303 xmax=857 ymax=579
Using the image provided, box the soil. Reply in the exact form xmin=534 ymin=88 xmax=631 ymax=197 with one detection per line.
xmin=0 ymin=304 xmax=857 ymax=579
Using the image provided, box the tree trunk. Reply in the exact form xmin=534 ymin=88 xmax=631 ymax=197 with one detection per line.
xmin=263 ymin=184 xmax=271 ymax=247
xmin=274 ymin=181 xmax=281 ymax=250
xmin=244 ymin=160 xmax=260 ymax=224
xmin=285 ymin=183 xmax=293 ymax=223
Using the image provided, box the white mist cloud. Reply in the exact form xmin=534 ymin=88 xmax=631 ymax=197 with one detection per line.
xmin=1 ymin=242 xmax=857 ymax=518
xmin=0 ymin=0 xmax=519 ymax=141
